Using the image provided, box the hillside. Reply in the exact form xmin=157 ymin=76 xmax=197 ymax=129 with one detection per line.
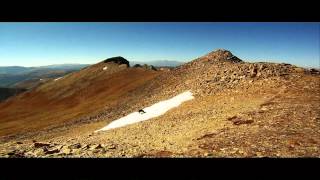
xmin=0 ymin=57 xmax=161 ymax=138
xmin=13 ymin=78 xmax=50 ymax=90
xmin=0 ymin=50 xmax=319 ymax=158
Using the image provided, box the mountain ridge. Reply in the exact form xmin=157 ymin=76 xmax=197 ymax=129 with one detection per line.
xmin=0 ymin=49 xmax=319 ymax=158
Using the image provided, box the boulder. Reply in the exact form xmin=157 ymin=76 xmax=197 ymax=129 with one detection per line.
xmin=61 ymin=146 xmax=72 ymax=155
xmin=44 ymin=148 xmax=60 ymax=154
xmin=142 ymin=64 xmax=157 ymax=71
xmin=7 ymin=149 xmax=26 ymax=158
xmin=309 ymin=68 xmax=320 ymax=75
xmin=293 ymin=67 xmax=305 ymax=73
xmin=227 ymin=116 xmax=254 ymax=125
xmin=90 ymin=144 xmax=103 ymax=150
xmin=107 ymin=144 xmax=117 ymax=149
xmin=250 ymin=65 xmax=258 ymax=78
xmin=133 ymin=64 xmax=142 ymax=68
xmin=34 ymin=142 xmax=51 ymax=148
xmin=68 ymin=143 xmax=81 ymax=149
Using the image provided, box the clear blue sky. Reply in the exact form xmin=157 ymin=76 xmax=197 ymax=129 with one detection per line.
xmin=0 ymin=22 xmax=319 ymax=67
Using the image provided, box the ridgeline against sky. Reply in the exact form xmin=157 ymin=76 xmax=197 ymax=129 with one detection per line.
xmin=0 ymin=22 xmax=319 ymax=67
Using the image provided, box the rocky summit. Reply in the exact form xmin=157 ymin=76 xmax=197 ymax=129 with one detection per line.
xmin=0 ymin=49 xmax=319 ymax=158
xmin=103 ymin=56 xmax=130 ymax=67
xmin=201 ymin=49 xmax=243 ymax=63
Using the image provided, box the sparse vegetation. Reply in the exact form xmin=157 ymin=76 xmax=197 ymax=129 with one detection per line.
xmin=0 ymin=50 xmax=319 ymax=158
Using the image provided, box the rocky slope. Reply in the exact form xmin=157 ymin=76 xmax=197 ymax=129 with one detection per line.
xmin=0 ymin=49 xmax=319 ymax=158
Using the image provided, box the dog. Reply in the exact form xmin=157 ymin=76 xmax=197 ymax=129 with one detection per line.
xmin=138 ymin=109 xmax=146 ymax=114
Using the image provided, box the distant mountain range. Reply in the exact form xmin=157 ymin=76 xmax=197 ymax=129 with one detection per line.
xmin=0 ymin=66 xmax=31 ymax=75
xmin=36 ymin=64 xmax=91 ymax=70
xmin=0 ymin=60 xmax=180 ymax=75
xmin=0 ymin=61 xmax=181 ymax=88
xmin=0 ymin=64 xmax=89 ymax=88
xmin=0 ymin=64 xmax=90 ymax=75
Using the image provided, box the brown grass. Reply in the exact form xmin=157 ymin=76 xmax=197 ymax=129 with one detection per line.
xmin=0 ymin=63 xmax=162 ymax=137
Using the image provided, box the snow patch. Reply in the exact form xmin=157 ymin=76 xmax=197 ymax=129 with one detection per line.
xmin=54 ymin=77 xmax=62 ymax=81
xmin=103 ymin=66 xmax=108 ymax=71
xmin=95 ymin=91 xmax=194 ymax=132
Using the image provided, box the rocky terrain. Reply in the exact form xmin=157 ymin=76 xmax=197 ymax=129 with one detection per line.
xmin=0 ymin=49 xmax=319 ymax=158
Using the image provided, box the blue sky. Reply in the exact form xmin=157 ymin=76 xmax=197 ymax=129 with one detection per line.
xmin=0 ymin=22 xmax=319 ymax=67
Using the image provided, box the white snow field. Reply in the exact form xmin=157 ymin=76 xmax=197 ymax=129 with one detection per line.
xmin=95 ymin=90 xmax=194 ymax=132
